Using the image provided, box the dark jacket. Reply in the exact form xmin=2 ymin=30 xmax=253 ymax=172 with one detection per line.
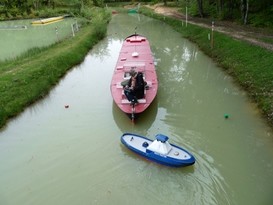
xmin=128 ymin=72 xmax=145 ymax=99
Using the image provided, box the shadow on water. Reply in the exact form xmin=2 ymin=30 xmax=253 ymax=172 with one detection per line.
xmin=112 ymin=97 xmax=158 ymax=133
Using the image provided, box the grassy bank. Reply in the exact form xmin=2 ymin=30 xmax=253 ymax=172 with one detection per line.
xmin=140 ymin=7 xmax=273 ymax=127
xmin=0 ymin=8 xmax=111 ymax=129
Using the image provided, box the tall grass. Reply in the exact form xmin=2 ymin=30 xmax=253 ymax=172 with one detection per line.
xmin=0 ymin=8 xmax=111 ymax=129
xmin=140 ymin=7 xmax=273 ymax=127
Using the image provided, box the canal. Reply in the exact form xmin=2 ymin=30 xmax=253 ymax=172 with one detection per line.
xmin=0 ymin=13 xmax=273 ymax=205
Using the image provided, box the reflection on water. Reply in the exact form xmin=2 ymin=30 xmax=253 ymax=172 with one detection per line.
xmin=112 ymin=97 xmax=158 ymax=134
xmin=0 ymin=13 xmax=273 ymax=205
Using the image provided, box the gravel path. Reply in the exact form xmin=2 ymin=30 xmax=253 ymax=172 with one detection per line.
xmin=147 ymin=5 xmax=273 ymax=51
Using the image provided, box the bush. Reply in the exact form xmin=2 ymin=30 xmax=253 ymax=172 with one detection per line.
xmin=249 ymin=12 xmax=273 ymax=27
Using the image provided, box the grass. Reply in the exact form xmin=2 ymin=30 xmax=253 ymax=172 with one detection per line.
xmin=140 ymin=7 xmax=273 ymax=127
xmin=0 ymin=8 xmax=111 ymax=129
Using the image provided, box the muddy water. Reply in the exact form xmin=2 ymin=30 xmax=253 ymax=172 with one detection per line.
xmin=0 ymin=18 xmax=77 ymax=61
xmin=0 ymin=13 xmax=273 ymax=205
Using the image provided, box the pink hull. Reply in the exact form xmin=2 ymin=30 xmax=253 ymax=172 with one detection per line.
xmin=110 ymin=34 xmax=158 ymax=118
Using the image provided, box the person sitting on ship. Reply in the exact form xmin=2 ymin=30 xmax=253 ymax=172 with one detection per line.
xmin=124 ymin=70 xmax=145 ymax=105
xmin=135 ymin=72 xmax=146 ymax=99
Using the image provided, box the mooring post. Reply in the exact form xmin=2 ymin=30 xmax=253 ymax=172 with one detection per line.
xmin=211 ymin=21 xmax=214 ymax=48
xmin=186 ymin=6 xmax=188 ymax=27
xmin=55 ymin=26 xmax=59 ymax=41
xmin=71 ymin=24 xmax=75 ymax=37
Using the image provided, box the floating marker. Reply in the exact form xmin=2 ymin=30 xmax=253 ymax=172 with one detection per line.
xmin=224 ymin=114 xmax=229 ymax=119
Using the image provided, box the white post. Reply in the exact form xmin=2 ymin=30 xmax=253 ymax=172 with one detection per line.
xmin=186 ymin=7 xmax=188 ymax=27
xmin=211 ymin=21 xmax=214 ymax=48
xmin=71 ymin=24 xmax=75 ymax=37
xmin=55 ymin=26 xmax=59 ymax=41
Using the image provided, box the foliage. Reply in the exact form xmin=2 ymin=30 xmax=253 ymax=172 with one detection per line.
xmin=249 ymin=9 xmax=273 ymax=27
xmin=1 ymin=0 xmax=273 ymax=27
xmin=178 ymin=0 xmax=273 ymax=26
xmin=0 ymin=0 xmax=106 ymax=20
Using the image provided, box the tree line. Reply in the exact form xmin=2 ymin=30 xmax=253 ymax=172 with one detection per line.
xmin=0 ymin=0 xmax=94 ymax=10
xmin=0 ymin=0 xmax=101 ymax=19
xmin=192 ymin=0 xmax=273 ymax=25
xmin=1 ymin=0 xmax=272 ymax=26
xmin=158 ymin=0 xmax=272 ymax=26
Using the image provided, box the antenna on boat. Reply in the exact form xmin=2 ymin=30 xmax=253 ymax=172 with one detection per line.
xmin=134 ymin=26 xmax=137 ymax=35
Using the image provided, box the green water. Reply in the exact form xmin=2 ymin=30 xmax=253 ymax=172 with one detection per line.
xmin=0 ymin=14 xmax=272 ymax=205
xmin=0 ymin=18 xmax=78 ymax=61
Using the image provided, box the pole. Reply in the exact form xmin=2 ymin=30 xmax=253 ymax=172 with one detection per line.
xmin=55 ymin=26 xmax=59 ymax=41
xmin=186 ymin=7 xmax=188 ymax=27
xmin=211 ymin=21 xmax=214 ymax=48
xmin=71 ymin=24 xmax=75 ymax=37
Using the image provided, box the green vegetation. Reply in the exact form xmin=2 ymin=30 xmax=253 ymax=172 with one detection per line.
xmin=0 ymin=0 xmax=99 ymax=20
xmin=140 ymin=7 xmax=273 ymax=126
xmin=1 ymin=0 xmax=273 ymax=27
xmin=0 ymin=7 xmax=111 ymax=129
xmin=3 ymin=0 xmax=273 ymax=26
xmin=160 ymin=0 xmax=273 ymax=27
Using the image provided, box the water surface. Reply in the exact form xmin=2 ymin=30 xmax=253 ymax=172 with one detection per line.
xmin=0 ymin=18 xmax=77 ymax=61
xmin=0 ymin=13 xmax=273 ymax=205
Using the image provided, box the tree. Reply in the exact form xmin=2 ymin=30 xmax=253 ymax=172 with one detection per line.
xmin=241 ymin=0 xmax=249 ymax=24
xmin=196 ymin=0 xmax=204 ymax=17
xmin=31 ymin=0 xmax=38 ymax=10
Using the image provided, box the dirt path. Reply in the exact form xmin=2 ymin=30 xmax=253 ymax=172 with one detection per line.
xmin=146 ymin=4 xmax=273 ymax=51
